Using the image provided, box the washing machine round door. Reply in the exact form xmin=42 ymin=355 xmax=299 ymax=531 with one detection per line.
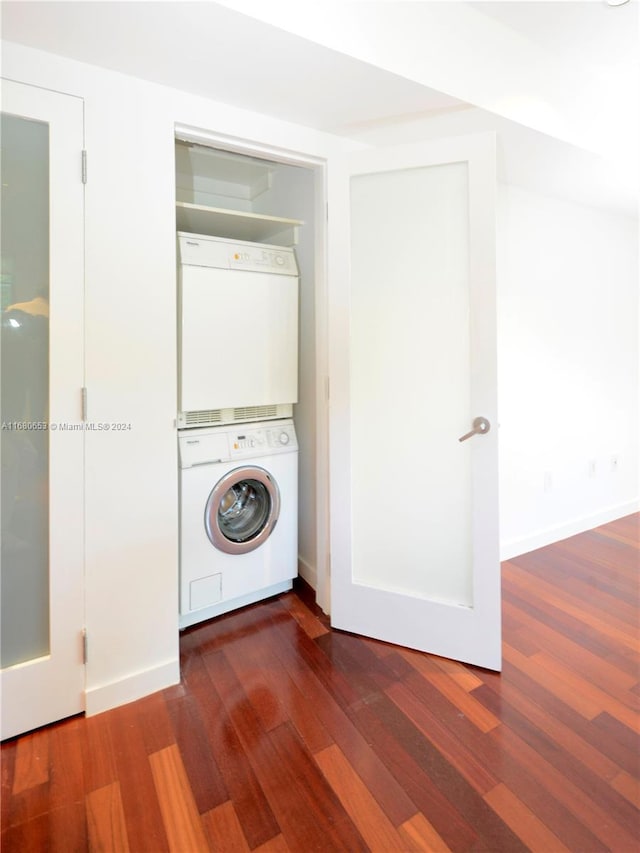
xmin=204 ymin=466 xmax=281 ymax=555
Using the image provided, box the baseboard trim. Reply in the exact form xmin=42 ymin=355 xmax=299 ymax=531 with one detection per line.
xmin=500 ymin=500 xmax=640 ymax=561
xmin=85 ymin=658 xmax=180 ymax=717
xmin=298 ymin=556 xmax=317 ymax=591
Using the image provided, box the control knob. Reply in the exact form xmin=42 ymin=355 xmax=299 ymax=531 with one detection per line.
xmin=279 ymin=431 xmax=290 ymax=445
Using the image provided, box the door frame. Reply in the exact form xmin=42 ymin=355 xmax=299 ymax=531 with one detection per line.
xmin=173 ymin=123 xmax=332 ymax=612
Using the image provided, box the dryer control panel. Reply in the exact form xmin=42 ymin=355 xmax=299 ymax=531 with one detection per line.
xmin=178 ymin=232 xmax=298 ymax=275
xmin=229 ymin=247 xmax=296 ymax=275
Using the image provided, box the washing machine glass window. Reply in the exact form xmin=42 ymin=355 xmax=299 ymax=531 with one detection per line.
xmin=205 ymin=466 xmax=281 ymax=555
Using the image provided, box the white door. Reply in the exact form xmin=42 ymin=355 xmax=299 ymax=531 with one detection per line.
xmin=329 ymin=133 xmax=501 ymax=670
xmin=1 ymin=80 xmax=85 ymax=739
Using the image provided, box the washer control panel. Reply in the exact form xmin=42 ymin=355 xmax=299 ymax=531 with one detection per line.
xmin=230 ymin=422 xmax=297 ymax=456
xmin=179 ymin=420 xmax=297 ymax=467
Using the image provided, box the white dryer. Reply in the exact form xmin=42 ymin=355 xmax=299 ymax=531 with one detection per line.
xmin=177 ymin=232 xmax=299 ymax=428
xmin=179 ymin=419 xmax=298 ymax=628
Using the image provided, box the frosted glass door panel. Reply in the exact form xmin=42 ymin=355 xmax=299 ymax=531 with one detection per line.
xmin=1 ymin=113 xmax=50 ymax=666
xmin=350 ymin=163 xmax=472 ymax=607
xmin=1 ymin=80 xmax=85 ymax=741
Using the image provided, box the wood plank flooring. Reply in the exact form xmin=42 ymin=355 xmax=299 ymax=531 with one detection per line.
xmin=2 ymin=513 xmax=639 ymax=851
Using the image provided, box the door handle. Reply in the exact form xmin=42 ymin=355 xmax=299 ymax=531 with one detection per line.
xmin=458 ymin=417 xmax=490 ymax=443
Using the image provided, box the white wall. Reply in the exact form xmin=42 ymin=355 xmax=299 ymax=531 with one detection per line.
xmin=346 ymin=109 xmax=639 ymax=557
xmin=498 ymin=185 xmax=638 ymax=556
xmin=2 ymin=40 xmax=345 ymax=714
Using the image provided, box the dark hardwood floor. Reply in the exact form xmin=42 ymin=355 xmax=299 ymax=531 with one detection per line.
xmin=2 ymin=514 xmax=639 ymax=851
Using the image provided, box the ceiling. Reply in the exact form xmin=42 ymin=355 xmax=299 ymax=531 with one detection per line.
xmin=1 ymin=1 xmax=637 ymax=136
xmin=474 ymin=1 xmax=638 ymax=71
xmin=0 ymin=1 xmax=466 ymax=131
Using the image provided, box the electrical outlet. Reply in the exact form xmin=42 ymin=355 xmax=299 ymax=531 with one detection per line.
xmin=611 ymin=454 xmax=619 ymax=473
xmin=588 ymin=459 xmax=597 ymax=478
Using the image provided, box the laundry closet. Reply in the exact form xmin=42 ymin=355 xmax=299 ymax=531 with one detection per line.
xmin=174 ymin=135 xmax=319 ymax=627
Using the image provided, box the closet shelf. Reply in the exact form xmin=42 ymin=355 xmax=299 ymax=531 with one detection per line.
xmin=176 ymin=202 xmax=302 ymax=247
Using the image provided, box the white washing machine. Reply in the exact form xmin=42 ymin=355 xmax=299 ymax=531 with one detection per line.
xmin=179 ymin=419 xmax=298 ymax=628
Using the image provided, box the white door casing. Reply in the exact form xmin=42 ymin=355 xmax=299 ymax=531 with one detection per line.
xmin=329 ymin=132 xmax=501 ymax=670
xmin=1 ymin=80 xmax=85 ymax=739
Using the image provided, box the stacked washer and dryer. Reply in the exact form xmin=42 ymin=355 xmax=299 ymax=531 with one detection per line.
xmin=177 ymin=232 xmax=300 ymax=628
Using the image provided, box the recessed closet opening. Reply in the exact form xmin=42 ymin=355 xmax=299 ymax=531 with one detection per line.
xmin=173 ymin=127 xmax=329 ymax=620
